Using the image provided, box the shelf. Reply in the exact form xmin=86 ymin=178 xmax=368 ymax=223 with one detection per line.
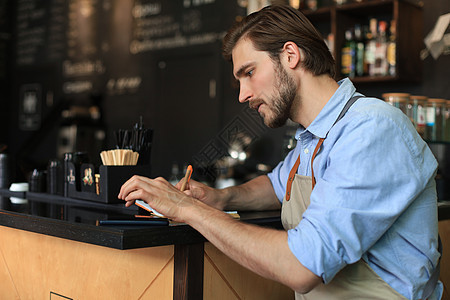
xmin=303 ymin=6 xmax=332 ymax=21
xmin=301 ymin=0 xmax=423 ymax=83
xmin=346 ymin=75 xmax=398 ymax=83
xmin=304 ymin=0 xmax=422 ymax=14
xmin=335 ymin=0 xmax=394 ymax=13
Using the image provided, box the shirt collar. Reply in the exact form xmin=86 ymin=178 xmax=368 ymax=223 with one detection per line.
xmin=295 ymin=78 xmax=357 ymax=140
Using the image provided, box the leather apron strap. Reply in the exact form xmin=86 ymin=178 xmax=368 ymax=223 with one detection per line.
xmin=285 ymin=140 xmax=324 ymax=201
xmin=285 ymin=95 xmax=363 ymax=199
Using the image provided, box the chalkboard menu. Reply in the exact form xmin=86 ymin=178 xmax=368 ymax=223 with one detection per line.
xmin=130 ymin=0 xmax=224 ymax=54
xmin=14 ymin=0 xmax=237 ymax=99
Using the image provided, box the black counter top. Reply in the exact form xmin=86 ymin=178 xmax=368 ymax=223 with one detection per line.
xmin=1 ymin=189 xmax=448 ymax=250
xmin=0 ymin=190 xmax=283 ymax=250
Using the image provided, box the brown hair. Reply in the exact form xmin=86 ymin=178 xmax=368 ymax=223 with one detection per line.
xmin=222 ymin=5 xmax=336 ymax=78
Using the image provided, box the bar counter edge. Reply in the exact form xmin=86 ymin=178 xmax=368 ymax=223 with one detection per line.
xmin=0 ymin=189 xmax=284 ymax=250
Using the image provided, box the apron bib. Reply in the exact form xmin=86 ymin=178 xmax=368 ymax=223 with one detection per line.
xmin=281 ymin=173 xmax=406 ymax=299
xmin=281 ymin=95 xmax=406 ymax=299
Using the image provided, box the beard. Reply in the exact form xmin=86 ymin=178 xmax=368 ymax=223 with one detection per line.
xmin=261 ymin=59 xmax=297 ymax=128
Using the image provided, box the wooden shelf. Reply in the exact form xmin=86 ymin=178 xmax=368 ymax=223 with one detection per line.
xmin=347 ymin=75 xmax=398 ymax=83
xmin=304 ymin=0 xmax=423 ymax=15
xmin=301 ymin=0 xmax=423 ymax=83
xmin=303 ymin=6 xmax=332 ymax=21
xmin=336 ymin=0 xmax=395 ymax=13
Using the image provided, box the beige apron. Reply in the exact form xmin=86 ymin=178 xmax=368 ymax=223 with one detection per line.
xmin=281 ymin=151 xmax=407 ymax=299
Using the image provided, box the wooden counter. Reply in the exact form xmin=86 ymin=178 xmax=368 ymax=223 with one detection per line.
xmin=1 ymin=190 xmax=449 ymax=299
xmin=0 ymin=190 xmax=294 ymax=299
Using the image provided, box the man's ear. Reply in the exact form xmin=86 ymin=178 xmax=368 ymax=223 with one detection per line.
xmin=283 ymin=41 xmax=301 ymax=69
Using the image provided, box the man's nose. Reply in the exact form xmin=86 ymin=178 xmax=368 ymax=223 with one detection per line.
xmin=238 ymin=84 xmax=252 ymax=103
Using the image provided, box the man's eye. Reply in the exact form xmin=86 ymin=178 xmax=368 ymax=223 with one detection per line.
xmin=246 ymin=69 xmax=254 ymax=76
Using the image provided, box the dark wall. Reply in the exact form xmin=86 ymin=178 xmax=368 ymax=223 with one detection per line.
xmin=0 ymin=0 xmax=11 ymax=149
xmin=2 ymin=0 xmax=449 ymax=188
xmin=6 ymin=0 xmax=252 ymax=181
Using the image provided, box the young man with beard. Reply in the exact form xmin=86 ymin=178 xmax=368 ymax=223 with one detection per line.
xmin=119 ymin=5 xmax=442 ymax=299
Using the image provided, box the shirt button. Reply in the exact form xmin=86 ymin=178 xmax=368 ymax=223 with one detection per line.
xmin=304 ymin=148 xmax=309 ymax=154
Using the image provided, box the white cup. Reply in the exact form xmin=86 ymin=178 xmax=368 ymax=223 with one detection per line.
xmin=9 ymin=182 xmax=29 ymax=204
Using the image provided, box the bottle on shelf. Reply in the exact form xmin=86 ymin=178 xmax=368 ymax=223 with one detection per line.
xmin=341 ymin=28 xmax=356 ymax=78
xmin=362 ymin=25 xmax=370 ymax=75
xmin=354 ymin=24 xmax=365 ymax=77
xmin=366 ymin=18 xmax=377 ymax=76
xmin=387 ymin=19 xmax=396 ymax=76
xmin=373 ymin=20 xmax=388 ymax=76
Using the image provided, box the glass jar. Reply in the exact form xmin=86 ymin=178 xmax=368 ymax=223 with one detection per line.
xmin=410 ymin=95 xmax=427 ymax=138
xmin=425 ymin=98 xmax=446 ymax=142
xmin=382 ymin=93 xmax=410 ymax=116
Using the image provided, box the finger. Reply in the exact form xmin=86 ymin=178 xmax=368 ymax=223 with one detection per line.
xmin=153 ymin=177 xmax=180 ymax=194
xmin=118 ymin=175 xmax=138 ymax=199
xmin=123 ymin=187 xmax=147 ymax=203
xmin=118 ymin=175 xmax=151 ymax=199
xmin=174 ymin=179 xmax=184 ymax=190
xmin=124 ymin=199 xmax=136 ymax=207
xmin=183 ymin=189 xmax=193 ymax=197
xmin=176 ymin=178 xmax=198 ymax=191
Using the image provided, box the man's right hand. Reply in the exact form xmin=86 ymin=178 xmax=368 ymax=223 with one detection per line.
xmin=176 ymin=175 xmax=280 ymax=212
xmin=175 ymin=179 xmax=227 ymax=211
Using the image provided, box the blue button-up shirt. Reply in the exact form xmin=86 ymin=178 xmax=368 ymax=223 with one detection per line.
xmin=268 ymin=79 xmax=442 ymax=299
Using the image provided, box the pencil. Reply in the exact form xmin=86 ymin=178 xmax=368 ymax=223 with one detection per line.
xmin=180 ymin=165 xmax=193 ymax=191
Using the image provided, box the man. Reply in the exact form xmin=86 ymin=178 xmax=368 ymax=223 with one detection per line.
xmin=119 ymin=5 xmax=442 ymax=299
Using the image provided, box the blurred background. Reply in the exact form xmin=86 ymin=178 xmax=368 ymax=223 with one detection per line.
xmin=0 ymin=0 xmax=448 ymax=198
